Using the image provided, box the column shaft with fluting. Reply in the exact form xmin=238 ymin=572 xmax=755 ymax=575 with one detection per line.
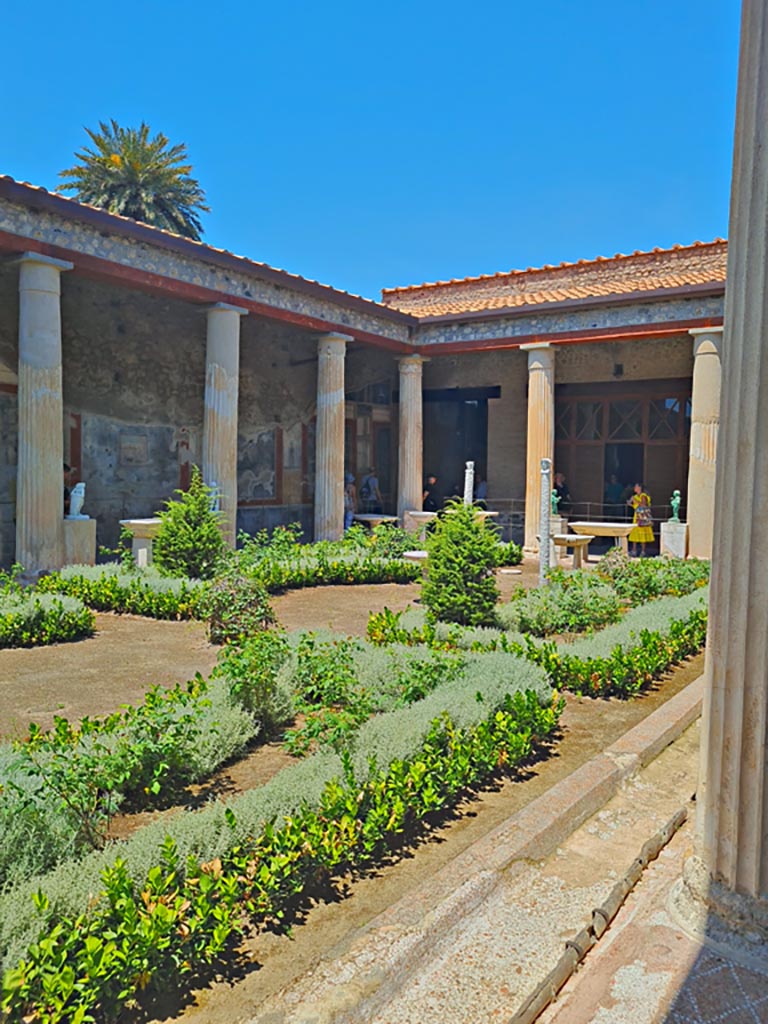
xmin=697 ymin=0 xmax=768 ymax=914
xmin=522 ymin=344 xmax=555 ymax=552
xmin=15 ymin=253 xmax=72 ymax=574
xmin=397 ymin=355 xmax=423 ymax=518
xmin=686 ymin=328 xmax=723 ymax=559
xmin=314 ymin=334 xmax=348 ymax=541
xmin=202 ymin=303 xmax=246 ymax=547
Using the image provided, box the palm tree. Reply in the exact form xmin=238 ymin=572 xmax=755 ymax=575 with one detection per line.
xmin=57 ymin=120 xmax=210 ymax=240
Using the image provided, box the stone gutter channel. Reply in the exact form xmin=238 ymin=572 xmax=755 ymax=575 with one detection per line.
xmin=245 ymin=675 xmax=704 ymax=1024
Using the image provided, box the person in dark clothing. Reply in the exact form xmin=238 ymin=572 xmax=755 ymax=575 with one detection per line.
xmin=63 ymin=462 xmax=73 ymax=515
xmin=553 ymin=472 xmax=572 ymax=514
xmin=423 ymin=474 xmax=440 ymax=512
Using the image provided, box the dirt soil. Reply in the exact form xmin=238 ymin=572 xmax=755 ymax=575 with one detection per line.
xmin=0 ymin=564 xmax=539 ymax=739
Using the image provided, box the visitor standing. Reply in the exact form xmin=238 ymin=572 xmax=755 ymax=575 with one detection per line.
xmin=553 ymin=472 xmax=572 ymax=514
xmin=359 ymin=468 xmax=382 ymax=514
xmin=627 ymin=483 xmax=654 ymax=556
xmin=344 ymin=472 xmax=357 ymax=531
xmin=423 ymin=474 xmax=440 ymax=512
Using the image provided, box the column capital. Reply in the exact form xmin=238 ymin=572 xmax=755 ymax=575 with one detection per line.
xmin=521 ymin=342 xmax=554 ymax=371
xmin=398 ymin=353 xmax=425 ymax=374
xmin=204 ymin=302 xmax=248 ymax=317
xmin=318 ymin=333 xmax=350 ymax=358
xmin=690 ymin=327 xmax=723 ymax=358
xmin=15 ymin=251 xmax=74 ymax=273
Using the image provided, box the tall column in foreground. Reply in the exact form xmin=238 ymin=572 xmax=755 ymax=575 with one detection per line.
xmin=522 ymin=343 xmax=555 ymax=552
xmin=397 ymin=354 xmax=424 ymax=519
xmin=202 ymin=303 xmax=247 ymax=547
xmin=314 ymin=333 xmax=349 ymax=541
xmin=694 ymin=0 xmax=768 ymax=930
xmin=15 ymin=252 xmax=72 ymax=574
xmin=686 ymin=327 xmax=723 ymax=559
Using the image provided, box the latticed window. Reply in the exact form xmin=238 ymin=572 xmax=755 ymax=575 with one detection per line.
xmin=575 ymin=400 xmax=603 ymax=440
xmin=608 ymin=400 xmax=643 ymax=440
xmin=649 ymin=398 xmax=680 ymax=439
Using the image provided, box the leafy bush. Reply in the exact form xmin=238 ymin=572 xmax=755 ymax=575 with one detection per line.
xmin=596 ymin=549 xmax=710 ymax=605
xmin=153 ymin=466 xmax=225 ymax=580
xmin=37 ymin=564 xmax=206 ymax=619
xmin=497 ymin=571 xmax=622 ymax=637
xmin=203 ymin=562 xmax=275 ymax=644
xmin=494 ymin=540 xmax=523 ymax=566
xmin=212 ymin=631 xmax=294 ymax=736
xmin=0 ymin=659 xmax=557 ymax=1023
xmin=0 ymin=591 xmax=93 ymax=648
xmin=421 ymin=502 xmax=500 ymax=626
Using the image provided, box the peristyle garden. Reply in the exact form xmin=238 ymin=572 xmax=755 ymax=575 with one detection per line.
xmin=0 ymin=473 xmax=709 ymax=1024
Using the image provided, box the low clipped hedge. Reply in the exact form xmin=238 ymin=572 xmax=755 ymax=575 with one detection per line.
xmin=1 ymin=658 xmax=557 ymax=1023
xmin=0 ymin=592 xmax=94 ymax=648
xmin=37 ymin=564 xmax=206 ymax=620
xmin=369 ymin=588 xmax=710 ymax=699
xmin=38 ymin=557 xmax=420 ymax=621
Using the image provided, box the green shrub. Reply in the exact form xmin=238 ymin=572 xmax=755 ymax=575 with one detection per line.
xmin=494 ymin=540 xmax=523 ymax=566
xmin=37 ymin=564 xmax=206 ymax=619
xmin=0 ymin=591 xmax=94 ymax=648
xmin=497 ymin=571 xmax=622 ymax=636
xmin=203 ymin=562 xmax=275 ymax=644
xmin=421 ymin=502 xmax=500 ymax=626
xmin=212 ymin=631 xmax=294 ymax=736
xmin=596 ymin=549 xmax=710 ymax=605
xmin=153 ymin=466 xmax=225 ymax=580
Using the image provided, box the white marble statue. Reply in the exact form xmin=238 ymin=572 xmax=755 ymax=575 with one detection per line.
xmin=66 ymin=482 xmax=89 ymax=520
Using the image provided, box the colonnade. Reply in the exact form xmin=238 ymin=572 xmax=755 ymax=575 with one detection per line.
xmin=11 ymin=262 xmax=427 ymax=569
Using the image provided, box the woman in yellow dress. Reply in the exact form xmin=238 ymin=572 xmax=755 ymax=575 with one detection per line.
xmin=627 ymin=483 xmax=653 ymax=557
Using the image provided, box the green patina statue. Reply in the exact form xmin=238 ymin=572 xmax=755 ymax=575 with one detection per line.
xmin=670 ymin=489 xmax=681 ymax=522
xmin=551 ymin=489 xmax=561 ymax=515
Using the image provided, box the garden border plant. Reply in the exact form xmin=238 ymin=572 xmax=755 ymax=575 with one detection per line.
xmin=1 ymin=657 xmax=558 ymax=1023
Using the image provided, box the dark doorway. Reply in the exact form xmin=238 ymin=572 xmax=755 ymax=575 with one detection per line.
xmin=423 ymin=391 xmax=490 ymax=506
xmin=605 ymin=443 xmax=644 ymax=498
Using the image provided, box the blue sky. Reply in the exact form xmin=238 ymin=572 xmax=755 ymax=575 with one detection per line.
xmin=4 ymin=1 xmax=740 ymax=300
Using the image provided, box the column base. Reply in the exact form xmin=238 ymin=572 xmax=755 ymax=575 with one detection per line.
xmin=671 ymin=853 xmax=768 ymax=949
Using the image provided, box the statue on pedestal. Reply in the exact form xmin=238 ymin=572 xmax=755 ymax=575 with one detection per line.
xmin=670 ymin=489 xmax=682 ymax=523
xmin=551 ymin=489 xmax=561 ymax=515
xmin=66 ymin=482 xmax=89 ymax=520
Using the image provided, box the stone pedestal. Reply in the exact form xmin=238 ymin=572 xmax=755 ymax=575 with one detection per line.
xmin=660 ymin=520 xmax=688 ymax=559
xmin=15 ymin=252 xmax=72 ymax=574
xmin=695 ymin=0 xmax=768 ymax=932
xmin=397 ymin=355 xmax=423 ymax=520
xmin=202 ymin=303 xmax=246 ymax=547
xmin=120 ymin=518 xmax=162 ymax=568
xmin=522 ymin=344 xmax=555 ymax=552
xmin=687 ymin=328 xmax=723 ymax=559
xmin=63 ymin=518 xmax=97 ymax=566
xmin=314 ymin=334 xmax=349 ymax=541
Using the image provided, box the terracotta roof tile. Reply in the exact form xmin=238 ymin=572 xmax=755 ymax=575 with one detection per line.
xmin=381 ymin=240 xmax=728 ymax=318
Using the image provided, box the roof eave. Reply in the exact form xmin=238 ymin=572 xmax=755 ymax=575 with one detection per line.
xmin=404 ymin=281 xmax=726 ymax=324
xmin=0 ymin=177 xmax=418 ymax=328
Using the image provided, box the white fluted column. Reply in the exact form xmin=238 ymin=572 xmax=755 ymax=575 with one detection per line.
xmin=314 ymin=334 xmax=349 ymax=541
xmin=686 ymin=328 xmax=723 ymax=559
xmin=692 ymin=0 xmax=768 ymax=933
xmin=522 ymin=344 xmax=555 ymax=552
xmin=15 ymin=252 xmax=72 ymax=574
xmin=202 ymin=303 xmax=247 ymax=547
xmin=397 ymin=355 xmax=423 ymax=519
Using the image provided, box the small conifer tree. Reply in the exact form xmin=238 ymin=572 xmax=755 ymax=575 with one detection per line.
xmin=153 ymin=467 xmax=225 ymax=579
xmin=421 ymin=501 xmax=500 ymax=625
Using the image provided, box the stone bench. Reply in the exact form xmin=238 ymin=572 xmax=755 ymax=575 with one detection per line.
xmin=402 ymin=549 xmax=428 ymax=564
xmin=119 ymin=517 xmax=162 ymax=567
xmin=552 ymin=533 xmax=594 ymax=569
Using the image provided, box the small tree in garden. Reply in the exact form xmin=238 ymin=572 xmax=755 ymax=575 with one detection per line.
xmin=153 ymin=467 xmax=225 ymax=579
xmin=421 ymin=501 xmax=500 ymax=625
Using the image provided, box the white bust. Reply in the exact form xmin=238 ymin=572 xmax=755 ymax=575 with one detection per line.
xmin=66 ymin=482 xmax=89 ymax=520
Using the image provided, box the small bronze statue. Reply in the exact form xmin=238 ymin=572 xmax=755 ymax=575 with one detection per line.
xmin=670 ymin=489 xmax=681 ymax=522
xmin=551 ymin=489 xmax=561 ymax=515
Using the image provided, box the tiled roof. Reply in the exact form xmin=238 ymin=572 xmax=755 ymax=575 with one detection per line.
xmin=0 ymin=176 xmax=414 ymax=322
xmin=381 ymin=240 xmax=728 ymax=318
